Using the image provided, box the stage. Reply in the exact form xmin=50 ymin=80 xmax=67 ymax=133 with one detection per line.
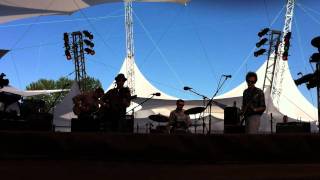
xmin=1 ymin=132 xmax=320 ymax=163
xmin=2 ymin=132 xmax=320 ymax=179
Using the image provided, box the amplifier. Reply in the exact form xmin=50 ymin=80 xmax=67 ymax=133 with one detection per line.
xmin=224 ymin=107 xmax=240 ymax=125
xmin=276 ymin=122 xmax=310 ymax=133
xmin=121 ymin=115 xmax=134 ymax=133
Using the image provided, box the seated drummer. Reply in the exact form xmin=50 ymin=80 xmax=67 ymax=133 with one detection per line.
xmin=168 ymin=99 xmax=191 ymax=133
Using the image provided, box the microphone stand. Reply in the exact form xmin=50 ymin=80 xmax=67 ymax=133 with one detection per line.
xmin=185 ymin=88 xmax=208 ymax=134
xmin=205 ymin=75 xmax=230 ymax=134
xmin=126 ymin=94 xmax=157 ymax=114
xmin=126 ymin=94 xmax=158 ymax=133
xmin=187 ymin=89 xmax=208 ymax=106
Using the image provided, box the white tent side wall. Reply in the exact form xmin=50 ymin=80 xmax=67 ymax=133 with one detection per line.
xmin=53 ymin=82 xmax=80 ymax=132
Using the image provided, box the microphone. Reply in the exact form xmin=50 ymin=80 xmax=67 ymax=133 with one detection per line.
xmin=223 ymin=75 xmax=232 ymax=78
xmin=151 ymin=92 xmax=161 ymax=96
xmin=183 ymin=86 xmax=192 ymax=90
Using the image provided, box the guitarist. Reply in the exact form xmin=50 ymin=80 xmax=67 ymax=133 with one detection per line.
xmin=103 ymin=73 xmax=131 ymax=132
xmin=72 ymin=87 xmax=105 ymax=118
xmin=241 ymin=72 xmax=266 ymax=134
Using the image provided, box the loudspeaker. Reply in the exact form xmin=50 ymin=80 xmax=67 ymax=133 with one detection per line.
xmin=224 ymin=107 xmax=240 ymax=125
xmin=276 ymin=122 xmax=310 ymax=133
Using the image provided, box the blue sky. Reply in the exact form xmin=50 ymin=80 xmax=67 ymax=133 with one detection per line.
xmin=0 ymin=0 xmax=320 ymax=106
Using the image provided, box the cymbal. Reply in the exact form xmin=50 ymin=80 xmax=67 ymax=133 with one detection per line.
xmin=148 ymin=114 xmax=169 ymax=123
xmin=184 ymin=107 xmax=206 ymax=115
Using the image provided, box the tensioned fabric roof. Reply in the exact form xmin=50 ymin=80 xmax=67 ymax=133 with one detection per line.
xmin=0 ymin=0 xmax=189 ymax=24
xmin=0 ymin=85 xmax=69 ymax=97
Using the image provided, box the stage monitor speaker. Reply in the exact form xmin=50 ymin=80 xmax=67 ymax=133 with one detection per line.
xmin=276 ymin=122 xmax=310 ymax=133
xmin=224 ymin=107 xmax=240 ymax=125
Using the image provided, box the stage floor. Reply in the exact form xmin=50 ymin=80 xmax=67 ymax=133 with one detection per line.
xmin=2 ymin=132 xmax=320 ymax=179
xmin=1 ymin=131 xmax=320 ymax=164
xmin=1 ymin=160 xmax=320 ymax=180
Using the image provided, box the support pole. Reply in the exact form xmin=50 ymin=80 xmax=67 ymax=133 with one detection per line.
xmin=317 ymin=63 xmax=320 ymax=132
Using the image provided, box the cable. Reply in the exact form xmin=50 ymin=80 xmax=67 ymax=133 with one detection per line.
xmin=10 ymin=53 xmax=22 ymax=89
xmin=269 ymin=5 xmax=285 ymax=27
xmin=297 ymin=2 xmax=320 ymax=16
xmin=72 ymin=0 xmax=122 ymax=61
xmin=10 ymin=41 xmax=61 ymax=51
xmin=186 ymin=6 xmax=218 ymax=84
xmin=297 ymin=3 xmax=320 ymax=25
xmin=87 ymin=58 xmax=119 ymax=72
xmin=133 ymin=10 xmax=185 ymax=87
xmin=263 ymin=0 xmax=271 ymax=27
xmin=293 ymin=17 xmax=316 ymax=107
xmin=223 ymin=5 xmax=285 ymax=92
xmin=223 ymin=46 xmax=256 ymax=91
xmin=4 ymin=0 xmax=56 ymax=90
xmin=140 ymin=6 xmax=185 ymax=68
xmin=282 ymin=94 xmax=317 ymax=121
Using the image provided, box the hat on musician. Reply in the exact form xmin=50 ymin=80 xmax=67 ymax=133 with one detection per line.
xmin=115 ymin=73 xmax=127 ymax=82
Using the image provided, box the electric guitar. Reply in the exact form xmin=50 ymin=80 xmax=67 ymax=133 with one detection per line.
xmin=239 ymin=93 xmax=260 ymax=126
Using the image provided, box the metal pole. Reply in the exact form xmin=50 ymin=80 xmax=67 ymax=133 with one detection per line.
xmin=270 ymin=113 xmax=273 ymax=133
xmin=317 ymin=63 xmax=320 ymax=132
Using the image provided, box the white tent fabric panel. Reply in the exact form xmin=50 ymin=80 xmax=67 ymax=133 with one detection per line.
xmin=0 ymin=85 xmax=69 ymax=97
xmin=273 ymin=62 xmax=317 ymax=121
xmin=0 ymin=0 xmax=189 ymax=24
xmin=108 ymin=57 xmax=177 ymax=99
xmin=53 ymin=82 xmax=80 ymax=132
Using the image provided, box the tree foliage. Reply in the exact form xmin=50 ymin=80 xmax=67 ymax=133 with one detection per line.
xmin=26 ymin=76 xmax=102 ymax=112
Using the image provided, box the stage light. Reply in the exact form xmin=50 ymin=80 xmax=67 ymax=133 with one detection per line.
xmin=83 ymin=30 xmax=93 ymax=40
xmin=254 ymin=49 xmax=266 ymax=57
xmin=258 ymin=28 xmax=270 ymax=37
xmin=84 ymin=39 xmax=94 ymax=48
xmin=84 ymin=48 xmax=95 ymax=55
xmin=294 ymin=73 xmax=314 ymax=86
xmin=310 ymin=53 xmax=320 ymax=63
xmin=63 ymin=33 xmax=70 ymax=48
xmin=311 ymin=36 xmax=320 ymax=49
xmin=65 ymin=50 xmax=72 ymax=60
xmin=256 ymin=38 xmax=268 ymax=48
xmin=82 ymin=31 xmax=95 ymax=56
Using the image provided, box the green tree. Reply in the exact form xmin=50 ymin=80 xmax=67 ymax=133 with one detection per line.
xmin=26 ymin=76 xmax=102 ymax=112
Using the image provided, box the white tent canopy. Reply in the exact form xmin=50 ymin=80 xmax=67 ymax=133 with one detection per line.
xmin=0 ymin=85 xmax=69 ymax=97
xmin=108 ymin=56 xmax=177 ymax=99
xmin=0 ymin=0 xmax=189 ymax=24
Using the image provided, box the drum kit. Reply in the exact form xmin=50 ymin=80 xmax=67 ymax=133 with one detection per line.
xmin=148 ymin=106 xmax=206 ymax=134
